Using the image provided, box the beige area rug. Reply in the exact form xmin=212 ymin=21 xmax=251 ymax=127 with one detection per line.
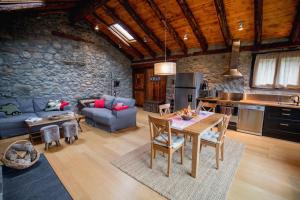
xmin=112 ymin=138 xmax=244 ymax=200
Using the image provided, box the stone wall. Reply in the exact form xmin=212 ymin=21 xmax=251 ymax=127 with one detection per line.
xmin=166 ymin=52 xmax=298 ymax=101
xmin=0 ymin=14 xmax=132 ymax=105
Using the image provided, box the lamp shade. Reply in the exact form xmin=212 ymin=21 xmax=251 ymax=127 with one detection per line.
xmin=154 ymin=62 xmax=176 ymax=75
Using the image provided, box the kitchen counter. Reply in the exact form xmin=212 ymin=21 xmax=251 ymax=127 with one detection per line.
xmin=197 ymin=97 xmax=300 ymax=109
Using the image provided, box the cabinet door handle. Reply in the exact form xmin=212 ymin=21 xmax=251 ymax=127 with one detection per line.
xmin=280 ymin=123 xmax=289 ymax=126
xmin=281 ymin=113 xmax=291 ymax=116
xmin=282 ymin=108 xmax=291 ymax=111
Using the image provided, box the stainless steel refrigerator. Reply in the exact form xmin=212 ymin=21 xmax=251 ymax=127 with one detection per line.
xmin=174 ymin=73 xmax=203 ymax=111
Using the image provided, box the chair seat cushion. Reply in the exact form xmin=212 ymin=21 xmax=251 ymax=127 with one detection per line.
xmin=154 ymin=134 xmax=184 ymax=149
xmin=201 ymin=130 xmax=220 ymax=143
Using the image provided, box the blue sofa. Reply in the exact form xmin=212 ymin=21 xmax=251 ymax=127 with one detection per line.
xmin=82 ymin=95 xmax=137 ymax=132
xmin=0 ymin=97 xmax=71 ymax=139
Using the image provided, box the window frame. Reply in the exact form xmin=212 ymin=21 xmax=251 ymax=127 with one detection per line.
xmin=250 ymin=50 xmax=300 ymax=91
xmin=108 ymin=23 xmax=136 ymax=45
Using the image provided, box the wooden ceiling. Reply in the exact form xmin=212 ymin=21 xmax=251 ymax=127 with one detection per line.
xmin=1 ymin=0 xmax=300 ymax=62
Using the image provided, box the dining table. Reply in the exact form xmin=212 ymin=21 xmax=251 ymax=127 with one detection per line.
xmin=163 ymin=111 xmax=224 ymax=178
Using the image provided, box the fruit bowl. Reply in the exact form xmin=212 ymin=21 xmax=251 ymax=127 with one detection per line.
xmin=181 ymin=115 xmax=193 ymax=121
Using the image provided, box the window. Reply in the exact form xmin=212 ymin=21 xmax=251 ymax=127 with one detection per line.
xmin=252 ymin=51 xmax=300 ymax=89
xmin=108 ymin=23 xmax=135 ymax=45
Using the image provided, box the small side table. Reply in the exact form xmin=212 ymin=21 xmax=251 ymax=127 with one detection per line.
xmin=75 ymin=114 xmax=85 ymax=132
xmin=143 ymin=100 xmax=165 ymax=113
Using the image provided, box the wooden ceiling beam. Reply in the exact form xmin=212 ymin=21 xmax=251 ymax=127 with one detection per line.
xmin=290 ymin=1 xmax=300 ymax=44
xmin=102 ymin=5 xmax=156 ymax=58
xmin=93 ymin=12 xmax=144 ymax=59
xmin=70 ymin=0 xmax=108 ymax=23
xmin=214 ymin=0 xmax=232 ymax=48
xmin=254 ymin=0 xmax=263 ymax=47
xmin=85 ymin=17 xmax=133 ymax=60
xmin=118 ymin=0 xmax=171 ymax=56
xmin=176 ymin=0 xmax=208 ymax=51
xmin=0 ymin=2 xmax=76 ymax=12
xmin=146 ymin=0 xmax=187 ymax=55
xmin=131 ymin=41 xmax=300 ymax=66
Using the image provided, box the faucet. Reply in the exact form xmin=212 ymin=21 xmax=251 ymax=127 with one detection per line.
xmin=290 ymin=95 xmax=300 ymax=106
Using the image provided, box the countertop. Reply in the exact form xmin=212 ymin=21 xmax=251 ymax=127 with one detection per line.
xmin=197 ymin=97 xmax=300 ymax=109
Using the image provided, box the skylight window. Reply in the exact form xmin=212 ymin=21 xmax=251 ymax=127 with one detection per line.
xmin=109 ymin=23 xmax=135 ymax=44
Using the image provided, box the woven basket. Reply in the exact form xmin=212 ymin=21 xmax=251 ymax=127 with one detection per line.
xmin=1 ymin=140 xmax=40 ymax=170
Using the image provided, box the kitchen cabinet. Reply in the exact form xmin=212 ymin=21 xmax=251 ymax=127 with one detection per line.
xmin=263 ymin=106 xmax=300 ymax=143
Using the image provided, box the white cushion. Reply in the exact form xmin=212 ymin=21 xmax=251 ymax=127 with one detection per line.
xmin=154 ymin=134 xmax=184 ymax=149
xmin=201 ymin=130 xmax=220 ymax=143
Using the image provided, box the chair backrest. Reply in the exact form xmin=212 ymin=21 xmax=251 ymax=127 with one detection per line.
xmin=196 ymin=101 xmax=217 ymax=112
xmin=217 ymin=115 xmax=231 ymax=142
xmin=159 ymin=103 xmax=171 ymax=116
xmin=220 ymin=106 xmax=233 ymax=116
xmin=148 ymin=115 xmax=172 ymax=147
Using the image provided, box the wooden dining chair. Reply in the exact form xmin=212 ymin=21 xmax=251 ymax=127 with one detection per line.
xmin=220 ymin=106 xmax=233 ymax=116
xmin=148 ymin=115 xmax=185 ymax=177
xmin=200 ymin=115 xmax=231 ymax=169
xmin=159 ymin=103 xmax=171 ymax=116
xmin=196 ymin=101 xmax=217 ymax=113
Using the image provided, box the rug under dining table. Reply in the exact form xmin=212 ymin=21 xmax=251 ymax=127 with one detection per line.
xmin=112 ymin=138 xmax=244 ymax=200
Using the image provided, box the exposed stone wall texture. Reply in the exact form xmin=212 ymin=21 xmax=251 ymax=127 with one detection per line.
xmin=166 ymin=52 xmax=298 ymax=102
xmin=0 ymin=14 xmax=132 ymax=105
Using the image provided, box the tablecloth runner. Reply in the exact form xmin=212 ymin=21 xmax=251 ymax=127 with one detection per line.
xmin=170 ymin=111 xmax=214 ymax=130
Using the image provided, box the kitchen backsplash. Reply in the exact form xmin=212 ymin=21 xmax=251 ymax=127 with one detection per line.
xmin=166 ymin=52 xmax=299 ymax=101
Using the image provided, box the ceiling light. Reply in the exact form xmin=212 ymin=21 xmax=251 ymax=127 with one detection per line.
xmin=143 ymin=36 xmax=148 ymax=43
xmin=183 ymin=33 xmax=189 ymax=41
xmin=238 ymin=21 xmax=244 ymax=31
xmin=154 ymin=24 xmax=176 ymax=76
xmin=118 ymin=44 xmax=122 ymax=48
xmin=94 ymin=25 xmax=99 ymax=31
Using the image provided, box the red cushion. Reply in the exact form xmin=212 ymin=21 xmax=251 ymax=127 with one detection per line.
xmin=60 ymin=100 xmax=69 ymax=110
xmin=94 ymin=99 xmax=105 ymax=108
xmin=113 ymin=105 xmax=129 ymax=111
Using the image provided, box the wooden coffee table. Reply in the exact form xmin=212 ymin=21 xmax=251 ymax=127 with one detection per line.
xmin=26 ymin=114 xmax=77 ymax=144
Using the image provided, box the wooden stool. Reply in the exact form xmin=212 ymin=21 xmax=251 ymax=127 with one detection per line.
xmin=62 ymin=121 xmax=79 ymax=144
xmin=40 ymin=125 xmax=61 ymax=150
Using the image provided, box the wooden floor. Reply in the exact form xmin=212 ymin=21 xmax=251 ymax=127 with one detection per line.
xmin=1 ymin=108 xmax=300 ymax=200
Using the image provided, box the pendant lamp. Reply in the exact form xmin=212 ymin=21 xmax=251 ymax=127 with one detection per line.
xmin=154 ymin=22 xmax=176 ymax=75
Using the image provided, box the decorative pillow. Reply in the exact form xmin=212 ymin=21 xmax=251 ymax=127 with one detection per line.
xmin=44 ymin=100 xmax=61 ymax=111
xmin=0 ymin=103 xmax=22 ymax=117
xmin=88 ymin=103 xmax=95 ymax=108
xmin=116 ymin=102 xmax=123 ymax=107
xmin=94 ymin=99 xmax=105 ymax=108
xmin=102 ymin=95 xmax=115 ymax=109
xmin=113 ymin=105 xmax=129 ymax=111
xmin=60 ymin=100 xmax=70 ymax=110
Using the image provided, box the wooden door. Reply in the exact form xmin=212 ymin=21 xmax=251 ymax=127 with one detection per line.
xmin=145 ymin=68 xmax=166 ymax=101
xmin=133 ymin=70 xmax=145 ymax=106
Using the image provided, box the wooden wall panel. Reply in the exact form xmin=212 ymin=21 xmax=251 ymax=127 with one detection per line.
xmin=95 ymin=7 xmax=150 ymax=57
xmin=86 ymin=15 xmax=136 ymax=58
xmin=128 ymin=0 xmax=182 ymax=52
xmin=224 ymin=0 xmax=254 ymax=43
xmin=262 ymin=0 xmax=297 ymax=40
xmin=155 ymin=0 xmax=199 ymax=49
xmin=107 ymin=0 xmax=163 ymax=54
xmin=187 ymin=0 xmax=224 ymax=45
